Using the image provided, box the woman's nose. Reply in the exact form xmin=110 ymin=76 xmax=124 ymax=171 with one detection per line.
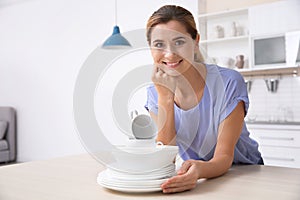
xmin=163 ymin=46 xmax=176 ymax=57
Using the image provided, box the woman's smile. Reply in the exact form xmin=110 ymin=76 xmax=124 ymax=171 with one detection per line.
xmin=163 ymin=60 xmax=183 ymax=68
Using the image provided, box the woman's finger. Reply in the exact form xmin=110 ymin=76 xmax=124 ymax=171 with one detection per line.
xmin=162 ymin=183 xmax=197 ymax=193
xmin=161 ymin=174 xmax=192 ymax=188
xmin=156 ymin=63 xmax=166 ymax=71
xmin=153 ymin=65 xmax=163 ymax=76
xmin=152 ymin=65 xmax=158 ymax=74
xmin=161 ymin=171 xmax=198 ymax=192
xmin=177 ymin=160 xmax=193 ymax=175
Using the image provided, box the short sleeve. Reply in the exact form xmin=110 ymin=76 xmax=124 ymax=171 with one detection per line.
xmin=144 ymin=85 xmax=159 ymax=114
xmin=219 ymin=70 xmax=249 ymax=122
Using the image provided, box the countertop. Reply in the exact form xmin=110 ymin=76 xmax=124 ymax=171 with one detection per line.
xmin=0 ymin=154 xmax=300 ymax=200
xmin=246 ymin=121 xmax=300 ymax=126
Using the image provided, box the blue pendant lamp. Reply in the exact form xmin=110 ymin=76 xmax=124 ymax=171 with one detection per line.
xmin=102 ymin=0 xmax=131 ymax=49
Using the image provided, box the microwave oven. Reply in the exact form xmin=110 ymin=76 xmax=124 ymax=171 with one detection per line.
xmin=251 ymin=31 xmax=300 ymax=68
xmin=251 ymin=33 xmax=286 ymax=68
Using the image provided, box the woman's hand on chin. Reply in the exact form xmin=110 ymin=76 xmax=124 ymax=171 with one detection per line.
xmin=160 ymin=160 xmax=201 ymax=193
xmin=152 ymin=65 xmax=177 ymax=96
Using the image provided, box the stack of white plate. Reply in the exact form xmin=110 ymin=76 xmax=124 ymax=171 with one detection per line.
xmin=97 ymin=163 xmax=176 ymax=193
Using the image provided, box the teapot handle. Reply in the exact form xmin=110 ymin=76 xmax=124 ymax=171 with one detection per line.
xmin=130 ymin=110 xmax=138 ymax=119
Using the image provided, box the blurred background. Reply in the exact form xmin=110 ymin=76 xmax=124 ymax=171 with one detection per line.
xmin=0 ymin=0 xmax=299 ymax=168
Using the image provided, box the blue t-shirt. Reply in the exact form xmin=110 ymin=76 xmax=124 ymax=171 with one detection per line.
xmin=145 ymin=64 xmax=262 ymax=164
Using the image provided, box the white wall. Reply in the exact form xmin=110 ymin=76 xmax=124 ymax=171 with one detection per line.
xmin=0 ymin=0 xmax=198 ymax=162
xmin=203 ymin=0 xmax=280 ymax=13
xmin=247 ymin=77 xmax=300 ymax=123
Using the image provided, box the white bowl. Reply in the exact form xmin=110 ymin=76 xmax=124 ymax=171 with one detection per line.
xmin=107 ymin=145 xmax=178 ymax=173
xmin=125 ymin=138 xmax=156 ymax=147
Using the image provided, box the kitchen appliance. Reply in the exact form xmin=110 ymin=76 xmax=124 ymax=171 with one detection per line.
xmin=252 ymin=33 xmax=286 ymax=68
xmin=252 ymin=31 xmax=300 ymax=68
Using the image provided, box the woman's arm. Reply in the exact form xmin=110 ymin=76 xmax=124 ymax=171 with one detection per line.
xmin=150 ymin=91 xmax=176 ymax=145
xmin=161 ymin=101 xmax=245 ymax=193
xmin=151 ymin=66 xmax=177 ymax=145
xmin=197 ymin=100 xmax=245 ymax=178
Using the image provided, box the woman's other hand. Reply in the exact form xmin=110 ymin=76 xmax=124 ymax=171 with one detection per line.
xmin=161 ymin=160 xmax=200 ymax=193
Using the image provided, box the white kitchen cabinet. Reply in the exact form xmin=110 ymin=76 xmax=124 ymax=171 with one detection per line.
xmin=248 ymin=0 xmax=300 ymax=37
xmin=259 ymin=146 xmax=300 ymax=168
xmin=198 ymin=8 xmax=250 ymax=69
xmin=247 ymin=123 xmax=300 ymax=168
xmin=198 ymin=1 xmax=300 ymax=76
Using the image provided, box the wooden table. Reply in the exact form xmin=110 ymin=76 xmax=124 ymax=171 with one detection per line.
xmin=0 ymin=154 xmax=300 ymax=200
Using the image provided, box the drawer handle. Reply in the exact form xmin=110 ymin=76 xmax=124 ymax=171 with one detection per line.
xmin=264 ymin=156 xmax=295 ymax=162
xmin=259 ymin=136 xmax=294 ymax=141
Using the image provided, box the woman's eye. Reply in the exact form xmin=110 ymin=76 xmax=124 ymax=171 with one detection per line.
xmin=153 ymin=42 xmax=164 ymax=49
xmin=174 ymin=40 xmax=185 ymax=46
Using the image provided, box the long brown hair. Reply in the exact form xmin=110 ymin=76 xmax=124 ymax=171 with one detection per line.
xmin=146 ymin=5 xmax=204 ymax=62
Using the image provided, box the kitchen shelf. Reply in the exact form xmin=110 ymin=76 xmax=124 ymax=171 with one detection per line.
xmin=237 ymin=65 xmax=300 ymax=78
xmin=198 ymin=7 xmax=250 ymax=66
xmin=200 ymin=35 xmax=249 ymax=44
xmin=198 ymin=8 xmax=248 ymax=20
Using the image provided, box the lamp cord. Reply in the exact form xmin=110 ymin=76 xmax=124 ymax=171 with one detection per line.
xmin=115 ymin=0 xmax=117 ymax=25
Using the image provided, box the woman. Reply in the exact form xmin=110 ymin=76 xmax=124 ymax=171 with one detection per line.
xmin=145 ymin=5 xmax=263 ymax=193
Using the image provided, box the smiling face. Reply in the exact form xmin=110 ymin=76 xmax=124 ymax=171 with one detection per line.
xmin=149 ymin=20 xmax=198 ymax=76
